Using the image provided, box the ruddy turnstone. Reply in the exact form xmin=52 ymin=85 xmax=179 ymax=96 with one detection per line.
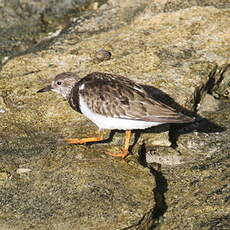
xmin=37 ymin=72 xmax=194 ymax=158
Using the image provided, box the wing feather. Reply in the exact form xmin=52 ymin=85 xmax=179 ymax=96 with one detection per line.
xmin=79 ymin=72 xmax=193 ymax=123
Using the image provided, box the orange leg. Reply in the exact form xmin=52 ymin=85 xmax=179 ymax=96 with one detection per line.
xmin=64 ymin=131 xmax=104 ymax=144
xmin=107 ymin=130 xmax=132 ymax=158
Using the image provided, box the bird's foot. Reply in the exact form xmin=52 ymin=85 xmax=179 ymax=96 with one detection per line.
xmin=106 ymin=149 xmax=129 ymax=158
xmin=64 ymin=136 xmax=103 ymax=144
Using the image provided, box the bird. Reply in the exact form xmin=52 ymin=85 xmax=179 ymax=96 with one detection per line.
xmin=37 ymin=72 xmax=194 ymax=158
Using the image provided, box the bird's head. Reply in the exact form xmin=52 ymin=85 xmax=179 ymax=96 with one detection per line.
xmin=37 ymin=72 xmax=79 ymax=99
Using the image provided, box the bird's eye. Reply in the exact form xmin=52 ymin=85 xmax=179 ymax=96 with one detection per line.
xmin=57 ymin=81 xmax=62 ymax=85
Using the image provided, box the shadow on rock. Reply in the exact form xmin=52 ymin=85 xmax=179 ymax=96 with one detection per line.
xmin=138 ymin=144 xmax=168 ymax=228
xmin=142 ymin=84 xmax=225 ymax=148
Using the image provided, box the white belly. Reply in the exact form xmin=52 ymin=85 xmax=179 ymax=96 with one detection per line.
xmin=79 ymin=95 xmax=162 ymax=130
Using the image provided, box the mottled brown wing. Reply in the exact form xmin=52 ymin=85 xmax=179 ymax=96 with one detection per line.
xmin=79 ymin=72 xmax=192 ymax=123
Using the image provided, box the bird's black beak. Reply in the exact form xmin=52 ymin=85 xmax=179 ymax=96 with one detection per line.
xmin=37 ymin=85 xmax=52 ymax=93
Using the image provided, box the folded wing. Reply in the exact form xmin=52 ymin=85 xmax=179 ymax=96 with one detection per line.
xmin=79 ymin=72 xmax=193 ymax=124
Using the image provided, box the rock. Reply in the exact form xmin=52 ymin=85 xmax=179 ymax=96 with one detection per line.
xmin=0 ymin=172 xmax=10 ymax=181
xmin=146 ymin=147 xmax=183 ymax=165
xmin=16 ymin=168 xmax=32 ymax=174
xmin=160 ymin=150 xmax=229 ymax=230
xmin=0 ymin=0 xmax=99 ymax=63
xmin=0 ymin=0 xmax=229 ymax=229
xmin=212 ymin=64 xmax=230 ymax=99
xmin=95 ymin=49 xmax=112 ymax=62
xmin=0 ymin=96 xmax=7 ymax=114
xmin=149 ymin=100 xmax=229 ymax=229
xmin=2 ymin=4 xmax=229 ymax=148
xmin=137 ymin=126 xmax=172 ymax=148
xmin=198 ymin=93 xmax=220 ymax=114
xmin=0 ymin=144 xmax=154 ymax=229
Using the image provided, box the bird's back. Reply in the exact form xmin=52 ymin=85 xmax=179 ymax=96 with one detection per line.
xmin=69 ymin=72 xmax=194 ymax=124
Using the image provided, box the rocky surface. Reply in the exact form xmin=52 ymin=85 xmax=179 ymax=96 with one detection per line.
xmin=0 ymin=0 xmax=229 ymax=229
xmin=151 ymin=100 xmax=230 ymax=230
xmin=0 ymin=144 xmax=154 ymax=229
xmin=0 ymin=0 xmax=101 ymax=64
